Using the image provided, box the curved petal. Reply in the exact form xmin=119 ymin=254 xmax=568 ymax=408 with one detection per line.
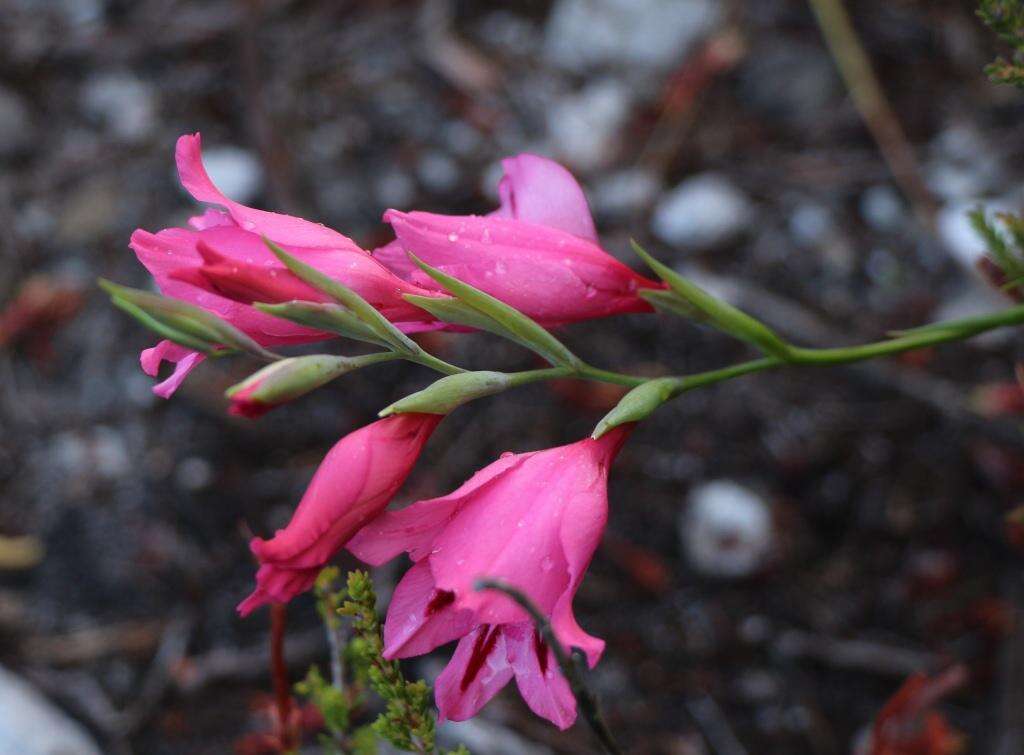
xmin=383 ymin=210 xmax=657 ymax=326
xmin=250 ymin=414 xmax=442 ymax=570
xmin=371 ymin=238 xmax=426 ymax=286
xmin=139 ymin=340 xmax=206 ymax=398
xmin=505 ymin=623 xmax=577 ymax=730
xmin=382 ymin=561 xmax=476 ymax=659
xmin=496 ymin=153 xmax=598 ymax=242
xmin=236 ymin=562 xmax=320 ymax=617
xmin=176 ymin=133 xmax=359 ymax=250
xmin=347 ymin=451 xmax=525 ymax=566
xmin=188 ymin=208 xmax=235 ymax=230
xmin=435 ymin=625 xmax=514 ymax=723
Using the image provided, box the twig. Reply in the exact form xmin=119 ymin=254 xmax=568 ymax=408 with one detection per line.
xmin=806 ymin=0 xmax=937 ymax=228
xmin=270 ymin=603 xmax=297 ymax=750
xmin=685 ymin=695 xmax=749 ymax=755
xmin=474 ymin=578 xmax=624 ymax=755
xmin=773 ymin=629 xmax=938 ymax=677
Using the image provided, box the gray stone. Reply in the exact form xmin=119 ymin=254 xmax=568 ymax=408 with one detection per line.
xmin=81 ymin=73 xmax=157 ymax=142
xmin=545 ymin=0 xmax=721 ymax=72
xmin=592 ymin=168 xmax=662 ymax=218
xmin=0 ymin=665 xmax=102 ymax=755
xmin=859 ymin=185 xmax=904 ymax=232
xmin=682 ymin=480 xmax=773 ymax=578
xmin=199 ymin=146 xmax=263 ymax=204
xmin=546 ymin=79 xmax=631 ymax=170
xmin=652 ymin=173 xmax=754 ymax=250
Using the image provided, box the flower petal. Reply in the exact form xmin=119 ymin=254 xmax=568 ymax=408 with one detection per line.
xmin=505 ymin=623 xmax=577 ymax=730
xmin=496 ymin=153 xmax=598 ymax=242
xmin=382 ymin=561 xmax=476 ymax=659
xmin=347 ymin=451 xmax=524 ymax=566
xmin=176 ymin=133 xmax=359 ymax=250
xmin=139 ymin=340 xmax=206 ymax=398
xmin=435 ymin=625 xmax=514 ymax=723
xmin=236 ymin=563 xmax=320 ymax=617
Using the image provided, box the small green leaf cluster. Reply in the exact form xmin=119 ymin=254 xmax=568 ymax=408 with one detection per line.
xmin=979 ymin=0 xmax=1024 ymax=87
xmin=339 ymin=571 xmax=438 ymax=754
xmin=298 ymin=568 xmax=469 ymax=755
xmin=969 ymin=208 xmax=1024 ymax=297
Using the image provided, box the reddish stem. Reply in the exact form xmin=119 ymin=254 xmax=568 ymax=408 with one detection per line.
xmin=270 ymin=603 xmax=296 ymax=751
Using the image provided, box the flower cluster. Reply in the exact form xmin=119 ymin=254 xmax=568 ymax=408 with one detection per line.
xmin=126 ymin=134 xmax=649 ymax=730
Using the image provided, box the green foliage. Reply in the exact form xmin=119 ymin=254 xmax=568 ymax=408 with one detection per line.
xmin=968 ymin=208 xmax=1024 ymax=295
xmin=297 ymin=568 xmax=468 ymax=755
xmin=979 ymin=0 xmax=1024 ymax=87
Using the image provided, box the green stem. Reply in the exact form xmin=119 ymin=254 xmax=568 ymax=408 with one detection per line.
xmin=408 ymin=351 xmax=465 ymax=375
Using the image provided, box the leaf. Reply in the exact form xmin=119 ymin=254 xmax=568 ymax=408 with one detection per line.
xmin=100 ymin=279 xmax=277 ymax=359
xmin=631 ymin=241 xmax=791 ymax=358
xmin=253 ymin=301 xmax=389 ymax=348
xmin=263 ymin=239 xmax=420 ymax=354
xmin=406 ymin=254 xmax=580 ymax=367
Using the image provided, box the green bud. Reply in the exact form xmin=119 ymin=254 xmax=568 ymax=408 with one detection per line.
xmin=592 ymin=377 xmax=679 ymax=438
xmin=227 ymin=353 xmax=397 ymax=417
xmin=380 ymin=370 xmax=512 ymax=416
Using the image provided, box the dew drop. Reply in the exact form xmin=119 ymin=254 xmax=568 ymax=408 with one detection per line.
xmin=584 ymin=285 xmax=597 ymax=299
xmin=541 ymin=555 xmax=554 ymax=572
xmin=447 ymin=232 xmax=459 ymax=242
xmin=242 ymin=221 xmax=256 ymax=231
xmin=481 ymin=228 xmax=492 ymax=244
xmin=500 ymin=451 xmax=514 ymax=459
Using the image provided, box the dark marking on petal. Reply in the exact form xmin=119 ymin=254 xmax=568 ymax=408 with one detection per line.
xmin=533 ymin=627 xmax=549 ymax=675
xmin=425 ymin=589 xmax=455 ymax=616
xmin=461 ymin=625 xmax=501 ymax=691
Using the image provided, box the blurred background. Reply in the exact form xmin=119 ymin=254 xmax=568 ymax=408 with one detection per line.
xmin=3 ymin=0 xmax=1024 ymax=753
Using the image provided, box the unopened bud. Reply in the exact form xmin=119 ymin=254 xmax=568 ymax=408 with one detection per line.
xmin=592 ymin=377 xmax=678 ymax=438
xmin=380 ymin=371 xmax=511 ymax=416
xmin=227 ymin=353 xmax=393 ymax=418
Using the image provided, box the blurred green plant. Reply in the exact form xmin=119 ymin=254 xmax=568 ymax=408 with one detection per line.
xmin=969 ymin=209 xmax=1024 ymax=299
xmin=978 ymin=0 xmax=1024 ymax=86
xmin=296 ymin=568 xmax=469 ymax=755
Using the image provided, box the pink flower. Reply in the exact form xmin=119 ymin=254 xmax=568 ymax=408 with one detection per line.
xmin=237 ymin=413 xmax=443 ymax=616
xmin=346 ymin=426 xmax=632 ymax=728
xmin=130 ymin=133 xmax=441 ymax=397
xmin=375 ymin=154 xmax=660 ymax=327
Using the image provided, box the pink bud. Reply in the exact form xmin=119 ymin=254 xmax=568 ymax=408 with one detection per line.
xmin=237 ymin=413 xmax=443 ymax=616
xmin=376 ymin=154 xmax=661 ymax=327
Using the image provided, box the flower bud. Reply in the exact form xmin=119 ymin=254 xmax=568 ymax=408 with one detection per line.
xmin=227 ymin=353 xmax=393 ymax=418
xmin=380 ymin=370 xmax=512 ymax=416
xmin=592 ymin=377 xmax=678 ymax=438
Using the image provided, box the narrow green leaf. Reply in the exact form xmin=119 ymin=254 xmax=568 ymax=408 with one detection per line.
xmin=109 ymin=296 xmax=220 ymax=354
xmin=631 ymin=241 xmax=791 ymax=358
xmin=406 ymin=254 xmax=580 ymax=367
xmin=100 ymin=279 xmax=277 ymax=359
xmin=253 ymin=301 xmax=388 ymax=347
xmin=263 ymin=239 xmax=419 ymax=354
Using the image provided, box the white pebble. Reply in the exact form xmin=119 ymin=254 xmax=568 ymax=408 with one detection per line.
xmin=682 ymin=480 xmax=772 ymax=578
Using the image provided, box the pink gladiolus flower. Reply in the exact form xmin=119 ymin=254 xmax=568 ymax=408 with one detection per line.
xmin=237 ymin=413 xmax=443 ymax=616
xmin=375 ymin=154 xmax=660 ymax=327
xmin=130 ymin=133 xmax=441 ymax=397
xmin=346 ymin=426 xmax=632 ymax=728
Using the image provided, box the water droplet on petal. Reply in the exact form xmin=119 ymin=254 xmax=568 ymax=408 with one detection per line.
xmin=541 ymin=555 xmax=554 ymax=571
xmin=242 ymin=221 xmax=256 ymax=231
xmin=584 ymin=285 xmax=597 ymax=299
xmin=447 ymin=232 xmax=459 ymax=242
xmin=481 ymin=228 xmax=492 ymax=244
xmin=500 ymin=451 xmax=514 ymax=459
